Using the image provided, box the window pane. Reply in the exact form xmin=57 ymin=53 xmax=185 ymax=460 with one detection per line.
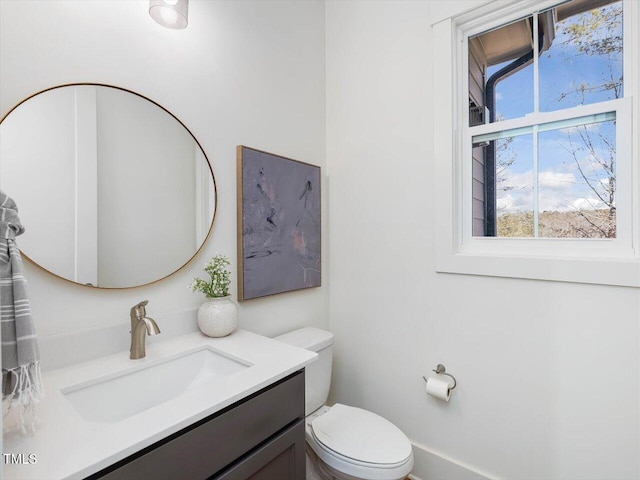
xmin=469 ymin=1 xmax=623 ymax=127
xmin=472 ymin=132 xmax=534 ymax=237
xmin=539 ymin=1 xmax=623 ymax=112
xmin=496 ymin=134 xmax=534 ymax=237
xmin=538 ymin=120 xmax=616 ymax=238
xmin=468 ymin=16 xmax=534 ymax=126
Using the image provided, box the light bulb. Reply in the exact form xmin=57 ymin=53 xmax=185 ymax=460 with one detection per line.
xmin=159 ymin=6 xmax=178 ymax=25
xmin=149 ymin=0 xmax=188 ymax=29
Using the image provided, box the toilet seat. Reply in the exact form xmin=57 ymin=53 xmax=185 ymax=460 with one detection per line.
xmin=306 ymin=404 xmax=414 ymax=480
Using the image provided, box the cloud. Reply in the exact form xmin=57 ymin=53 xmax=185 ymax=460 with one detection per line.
xmin=496 ymin=168 xmax=608 ymax=213
xmin=538 ymin=171 xmax=575 ymax=189
xmin=497 ymin=192 xmax=532 ymax=212
xmin=571 ymin=196 xmax=607 ymax=210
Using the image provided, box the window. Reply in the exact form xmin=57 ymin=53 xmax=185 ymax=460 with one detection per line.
xmin=469 ymin=1 xmax=624 ymax=239
xmin=432 ymin=0 xmax=640 ymax=286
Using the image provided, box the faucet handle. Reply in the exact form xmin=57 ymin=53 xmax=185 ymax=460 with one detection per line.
xmin=130 ymin=300 xmax=149 ymax=319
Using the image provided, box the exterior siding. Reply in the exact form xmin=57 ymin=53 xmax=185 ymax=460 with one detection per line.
xmin=469 ymin=37 xmax=487 ymax=236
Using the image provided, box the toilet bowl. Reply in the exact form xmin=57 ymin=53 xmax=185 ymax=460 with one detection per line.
xmin=275 ymin=327 xmax=414 ymax=480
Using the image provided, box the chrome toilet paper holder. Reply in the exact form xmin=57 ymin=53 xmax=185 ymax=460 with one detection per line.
xmin=422 ymin=364 xmax=457 ymax=390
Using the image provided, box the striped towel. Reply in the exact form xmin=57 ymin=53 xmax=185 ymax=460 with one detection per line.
xmin=1 ymin=190 xmax=43 ymax=433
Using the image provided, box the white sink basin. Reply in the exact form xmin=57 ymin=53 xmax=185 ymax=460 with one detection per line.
xmin=61 ymin=347 xmax=251 ymax=423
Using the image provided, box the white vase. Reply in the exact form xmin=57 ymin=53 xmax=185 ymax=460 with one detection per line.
xmin=197 ymin=296 xmax=238 ymax=337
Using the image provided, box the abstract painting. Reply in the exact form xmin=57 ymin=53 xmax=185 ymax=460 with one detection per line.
xmin=237 ymin=146 xmax=321 ymax=301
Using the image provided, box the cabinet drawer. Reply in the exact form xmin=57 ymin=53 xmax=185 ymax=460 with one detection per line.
xmin=213 ymin=419 xmax=305 ymax=480
xmin=92 ymin=370 xmax=304 ymax=480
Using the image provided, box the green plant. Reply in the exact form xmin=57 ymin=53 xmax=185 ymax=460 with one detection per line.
xmin=190 ymin=254 xmax=232 ymax=298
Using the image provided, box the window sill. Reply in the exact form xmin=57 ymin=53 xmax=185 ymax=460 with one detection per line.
xmin=435 ymin=251 xmax=640 ymax=287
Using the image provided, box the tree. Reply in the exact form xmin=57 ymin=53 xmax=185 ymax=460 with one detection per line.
xmin=558 ymin=4 xmax=622 ymax=102
xmin=491 ymin=1 xmax=622 ymax=238
xmin=550 ymin=2 xmax=621 ymax=238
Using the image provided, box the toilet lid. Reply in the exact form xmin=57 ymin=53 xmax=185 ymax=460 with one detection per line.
xmin=311 ymin=404 xmax=412 ymax=466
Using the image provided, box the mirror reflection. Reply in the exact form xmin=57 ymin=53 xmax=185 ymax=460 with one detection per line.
xmin=0 ymin=84 xmax=216 ymax=288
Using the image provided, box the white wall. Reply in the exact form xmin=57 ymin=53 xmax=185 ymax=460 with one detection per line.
xmin=0 ymin=0 xmax=327 ymax=339
xmin=326 ymin=1 xmax=639 ymax=479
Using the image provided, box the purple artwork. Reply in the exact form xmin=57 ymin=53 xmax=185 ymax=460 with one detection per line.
xmin=237 ymin=146 xmax=321 ymax=301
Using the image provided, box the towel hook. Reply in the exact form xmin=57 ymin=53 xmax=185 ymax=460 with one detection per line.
xmin=422 ymin=364 xmax=457 ymax=390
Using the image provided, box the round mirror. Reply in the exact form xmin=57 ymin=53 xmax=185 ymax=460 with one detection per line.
xmin=0 ymin=84 xmax=216 ymax=288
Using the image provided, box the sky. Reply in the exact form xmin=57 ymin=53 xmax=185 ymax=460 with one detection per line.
xmin=481 ymin=1 xmax=622 ymax=217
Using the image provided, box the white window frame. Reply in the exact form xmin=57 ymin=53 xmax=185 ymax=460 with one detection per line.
xmin=433 ymin=0 xmax=640 ymax=286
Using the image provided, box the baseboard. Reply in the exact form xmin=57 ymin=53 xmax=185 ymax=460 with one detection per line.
xmin=408 ymin=441 xmax=496 ymax=480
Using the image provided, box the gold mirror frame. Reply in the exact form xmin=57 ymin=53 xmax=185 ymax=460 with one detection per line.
xmin=0 ymin=83 xmax=217 ymax=289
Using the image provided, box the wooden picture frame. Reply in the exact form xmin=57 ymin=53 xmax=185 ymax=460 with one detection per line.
xmin=237 ymin=146 xmax=321 ymax=301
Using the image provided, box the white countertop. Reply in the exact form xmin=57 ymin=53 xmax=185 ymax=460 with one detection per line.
xmin=3 ymin=329 xmax=317 ymax=480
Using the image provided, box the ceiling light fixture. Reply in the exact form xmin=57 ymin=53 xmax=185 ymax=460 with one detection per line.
xmin=149 ymin=0 xmax=188 ymax=30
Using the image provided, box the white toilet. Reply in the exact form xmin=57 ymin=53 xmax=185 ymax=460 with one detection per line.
xmin=275 ymin=327 xmax=414 ymax=480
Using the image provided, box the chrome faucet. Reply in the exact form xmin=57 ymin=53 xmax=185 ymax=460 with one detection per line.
xmin=129 ymin=300 xmax=160 ymax=359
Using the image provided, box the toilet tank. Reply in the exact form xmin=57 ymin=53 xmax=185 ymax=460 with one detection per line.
xmin=274 ymin=327 xmax=334 ymax=415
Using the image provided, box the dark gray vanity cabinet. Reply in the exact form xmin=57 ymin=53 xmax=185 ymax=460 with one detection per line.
xmin=215 ymin=420 xmax=305 ymax=480
xmin=88 ymin=370 xmax=306 ymax=480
